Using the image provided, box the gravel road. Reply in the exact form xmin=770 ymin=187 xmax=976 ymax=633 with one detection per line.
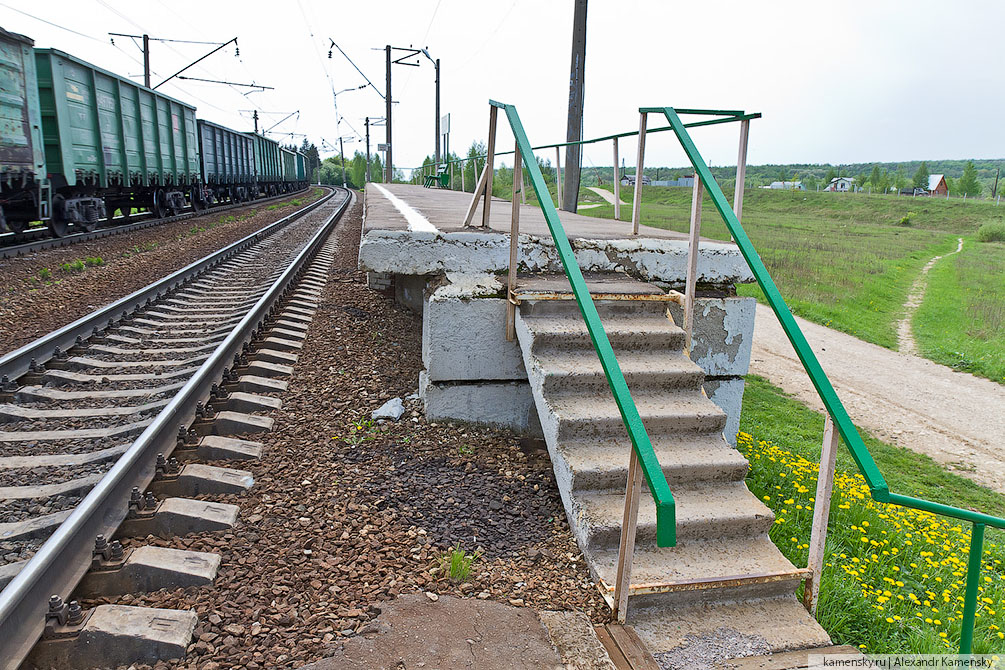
xmin=750 ymin=303 xmax=1005 ymax=492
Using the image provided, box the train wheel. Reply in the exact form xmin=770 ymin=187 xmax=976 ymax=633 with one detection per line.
xmin=47 ymin=195 xmax=70 ymax=238
xmin=153 ymin=189 xmax=168 ymax=219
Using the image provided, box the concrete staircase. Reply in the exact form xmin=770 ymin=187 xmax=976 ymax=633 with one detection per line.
xmin=514 ymin=275 xmax=831 ymax=658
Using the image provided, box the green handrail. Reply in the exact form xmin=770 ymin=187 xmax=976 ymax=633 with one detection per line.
xmin=649 ymin=105 xmax=1004 ymax=654
xmin=491 ymin=99 xmax=676 ymax=548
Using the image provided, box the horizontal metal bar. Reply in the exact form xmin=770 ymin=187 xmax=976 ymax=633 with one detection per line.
xmin=886 ymin=494 xmax=1005 ymax=531
xmin=640 ymin=107 xmax=746 ymax=116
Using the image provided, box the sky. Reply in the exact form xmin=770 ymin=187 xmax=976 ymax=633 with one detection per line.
xmin=3 ymin=0 xmax=1004 ymax=175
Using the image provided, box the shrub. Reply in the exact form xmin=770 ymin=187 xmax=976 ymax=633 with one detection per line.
xmin=977 ymin=222 xmax=1005 ymax=243
xmin=898 ymin=212 xmax=914 ymax=226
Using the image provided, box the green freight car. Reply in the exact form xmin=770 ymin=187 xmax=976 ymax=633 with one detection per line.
xmin=0 ymin=28 xmax=47 ymax=234
xmin=295 ymin=151 xmax=306 ymax=184
xmin=246 ymin=132 xmax=282 ymax=195
xmin=279 ymin=147 xmax=297 ymax=192
xmin=198 ymin=119 xmax=255 ymax=203
xmin=35 ymin=48 xmax=201 ymax=233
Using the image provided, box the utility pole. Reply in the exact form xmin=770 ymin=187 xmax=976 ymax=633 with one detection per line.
xmin=142 ymin=34 xmax=150 ymax=88
xmin=253 ymin=110 xmax=258 ymax=134
xmin=385 ymin=45 xmax=392 ymax=183
xmin=365 ymin=117 xmax=371 ymax=184
xmin=993 ymin=167 xmax=1000 ymax=199
xmin=562 ymin=0 xmax=588 ymax=212
xmin=339 ymin=137 xmax=346 ymax=187
xmin=435 ymin=58 xmax=440 ymax=169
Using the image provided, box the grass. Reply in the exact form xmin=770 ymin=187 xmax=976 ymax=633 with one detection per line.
xmin=914 ymin=240 xmax=1005 ymax=383
xmin=436 ymin=542 xmax=480 ymax=583
xmin=122 ymin=242 xmax=159 ymax=258
xmin=977 ymin=222 xmax=1005 ymax=243
xmin=740 ymin=375 xmax=1005 ymax=653
xmin=579 ymin=186 xmax=1005 ymax=374
xmin=57 ymin=257 xmax=104 ymax=274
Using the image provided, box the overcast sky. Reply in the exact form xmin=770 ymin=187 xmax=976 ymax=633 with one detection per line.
xmin=4 ymin=0 xmax=1003 ymax=174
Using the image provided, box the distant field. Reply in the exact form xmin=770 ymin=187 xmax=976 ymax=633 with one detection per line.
xmin=580 ymin=187 xmax=1004 ymax=368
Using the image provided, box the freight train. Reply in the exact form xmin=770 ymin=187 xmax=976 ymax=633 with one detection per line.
xmin=0 ymin=28 xmax=309 ymax=238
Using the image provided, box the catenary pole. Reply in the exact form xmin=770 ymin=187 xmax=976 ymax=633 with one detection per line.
xmin=561 ymin=0 xmax=587 ymax=212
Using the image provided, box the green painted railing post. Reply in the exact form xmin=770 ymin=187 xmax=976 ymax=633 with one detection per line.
xmin=960 ymin=522 xmax=985 ymax=655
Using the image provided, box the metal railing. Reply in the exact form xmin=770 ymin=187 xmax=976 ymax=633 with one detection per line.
xmin=637 ymin=105 xmax=1003 ymax=655
xmin=465 ymin=101 xmax=676 ymax=624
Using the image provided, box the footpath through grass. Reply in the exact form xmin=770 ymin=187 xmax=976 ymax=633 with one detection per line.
xmin=740 ymin=376 xmax=1005 ymax=653
xmin=914 ymin=239 xmax=1005 ymax=383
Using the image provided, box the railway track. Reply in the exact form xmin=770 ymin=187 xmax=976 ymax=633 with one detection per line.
xmin=0 ymin=186 xmax=350 ymax=669
xmin=0 ymin=187 xmax=313 ymax=261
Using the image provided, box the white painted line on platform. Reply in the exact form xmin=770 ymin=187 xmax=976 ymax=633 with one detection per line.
xmin=372 ymin=184 xmax=438 ymax=233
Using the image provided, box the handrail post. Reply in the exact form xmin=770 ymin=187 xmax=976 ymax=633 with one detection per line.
xmin=614 ymin=448 xmax=643 ymax=623
xmin=960 ymin=522 xmax=985 ymax=655
xmin=613 ymin=137 xmax=621 ymax=221
xmin=506 ymin=143 xmax=522 ymax=341
xmin=555 ymin=147 xmax=562 ymax=207
xmin=683 ymin=175 xmax=704 ymax=350
xmin=733 ymin=118 xmax=749 ymax=223
xmin=803 ymin=413 xmax=839 ymax=615
xmin=482 ymin=105 xmax=498 ymax=227
xmin=630 ymin=112 xmax=647 ymax=235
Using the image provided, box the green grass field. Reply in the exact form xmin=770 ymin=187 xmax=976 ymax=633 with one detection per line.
xmin=580 ymin=186 xmax=1005 ymax=377
xmin=740 ymin=376 xmax=1005 ymax=653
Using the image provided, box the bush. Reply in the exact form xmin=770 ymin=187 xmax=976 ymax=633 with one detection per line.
xmin=898 ymin=212 xmax=914 ymax=226
xmin=977 ymin=221 xmax=1005 ymax=243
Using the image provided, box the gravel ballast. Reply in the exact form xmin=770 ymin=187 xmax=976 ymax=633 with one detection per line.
xmin=0 ymin=189 xmax=324 ymax=355
xmin=82 ymin=191 xmax=608 ymax=670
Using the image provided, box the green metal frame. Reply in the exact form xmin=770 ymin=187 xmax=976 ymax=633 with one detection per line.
xmin=490 ymin=99 xmax=676 ymax=548
xmin=650 ymin=105 xmax=1002 ymax=655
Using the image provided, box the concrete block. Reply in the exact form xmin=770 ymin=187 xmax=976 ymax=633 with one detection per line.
xmin=77 ymin=546 xmax=220 ymax=596
xmin=117 ymin=497 xmax=239 ymax=538
xmin=395 ymin=274 xmax=428 ymax=314
xmin=235 ymin=375 xmax=288 ymax=394
xmin=668 ymin=297 xmax=755 ymax=378
xmin=150 ymin=463 xmax=254 ymax=496
xmin=28 ymin=604 xmax=197 ymax=668
xmin=195 ymin=435 xmax=263 ymax=461
xmin=246 ymin=361 xmax=293 ymax=378
xmin=423 ymin=290 xmax=526 ymax=383
xmin=420 ymin=371 xmax=541 ymax=436
xmin=703 ymin=377 xmax=745 ymax=446
xmin=221 ymin=391 xmax=283 ymax=413
xmin=262 ymin=335 xmax=303 ymax=352
xmin=208 ymin=410 xmax=274 ymax=435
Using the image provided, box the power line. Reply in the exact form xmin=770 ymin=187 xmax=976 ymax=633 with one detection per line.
xmin=329 ymin=40 xmax=385 ymax=101
xmin=419 ymin=0 xmax=443 ymax=45
xmin=0 ymin=2 xmax=105 ymax=42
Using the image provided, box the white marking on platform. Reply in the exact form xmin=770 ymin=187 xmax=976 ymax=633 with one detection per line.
xmin=372 ymin=184 xmax=438 ymax=233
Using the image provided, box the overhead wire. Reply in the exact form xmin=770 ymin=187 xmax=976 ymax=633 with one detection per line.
xmin=0 ymin=2 xmax=106 ymax=42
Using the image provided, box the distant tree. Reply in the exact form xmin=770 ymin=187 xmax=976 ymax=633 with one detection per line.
xmin=802 ymin=174 xmax=818 ymax=190
xmin=877 ymin=170 xmax=891 ymax=193
xmin=894 ymin=169 xmax=909 ymax=191
xmin=824 ymin=168 xmax=837 ymax=184
xmin=958 ymin=161 xmax=982 ymax=197
xmin=944 ymin=176 xmax=956 ymax=194
xmin=869 ymin=165 xmax=881 ymax=188
xmin=913 ymin=162 xmax=930 ymax=190
xmin=349 ymin=152 xmax=366 ymax=189
xmin=855 ymin=173 xmax=867 ymax=190
xmin=777 ymin=168 xmax=789 ymax=182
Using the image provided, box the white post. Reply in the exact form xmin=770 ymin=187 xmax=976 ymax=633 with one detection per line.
xmin=631 ymin=113 xmax=648 ymax=236
xmin=803 ymin=413 xmax=839 ymax=615
xmin=613 ymin=448 xmax=643 ymax=624
xmin=733 ymin=119 xmax=749 ymax=222
xmin=684 ymin=176 xmax=704 ymax=351
xmin=613 ymin=137 xmax=621 ymax=221
xmin=555 ymin=147 xmax=562 ymax=207
xmin=481 ymin=105 xmax=498 ymax=227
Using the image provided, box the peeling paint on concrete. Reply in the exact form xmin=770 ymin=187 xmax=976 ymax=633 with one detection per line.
xmin=359 ymin=230 xmax=754 ymax=285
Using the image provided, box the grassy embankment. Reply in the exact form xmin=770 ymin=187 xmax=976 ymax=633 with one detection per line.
xmin=741 ymin=376 xmax=1005 ymax=653
xmin=582 ymin=186 xmax=1005 ymax=381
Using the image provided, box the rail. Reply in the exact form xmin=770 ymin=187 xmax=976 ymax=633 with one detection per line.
xmin=465 ymin=100 xmax=675 ymax=623
xmin=0 ymin=187 xmax=349 ymax=669
xmin=640 ymin=105 xmax=1002 ymax=655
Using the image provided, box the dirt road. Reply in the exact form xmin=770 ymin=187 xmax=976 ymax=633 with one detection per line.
xmin=749 ymin=303 xmax=1005 ymax=492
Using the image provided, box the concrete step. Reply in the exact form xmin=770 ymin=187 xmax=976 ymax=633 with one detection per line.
xmin=520 ymin=313 xmax=686 ymax=352
xmin=520 ymin=298 xmax=672 ymax=318
xmin=588 ymin=536 xmax=804 ymax=607
xmin=532 ymin=348 xmax=705 ymax=394
xmin=573 ymin=482 xmax=774 ymax=550
xmin=629 ymin=596 xmax=831 ymax=657
xmin=556 ymin=435 xmax=749 ymax=492
xmin=550 ymin=391 xmax=727 ymax=441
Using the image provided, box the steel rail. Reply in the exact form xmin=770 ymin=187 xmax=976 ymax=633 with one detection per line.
xmin=0 ymin=186 xmax=350 ymax=670
xmin=0 ymin=186 xmax=313 ymax=260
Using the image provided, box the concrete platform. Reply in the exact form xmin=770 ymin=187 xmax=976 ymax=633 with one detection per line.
xmin=359 ymin=184 xmax=754 ymax=285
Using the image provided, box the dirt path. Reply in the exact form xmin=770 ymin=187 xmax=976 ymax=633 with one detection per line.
xmin=896 ymin=237 xmax=964 ymax=355
xmin=586 ymin=186 xmax=627 ymax=205
xmin=749 ymin=303 xmax=1005 ymax=492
